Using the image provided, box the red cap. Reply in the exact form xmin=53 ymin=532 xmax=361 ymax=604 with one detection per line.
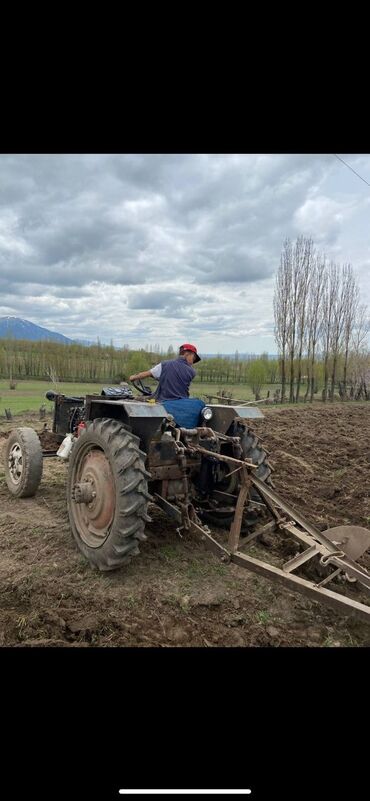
xmin=179 ymin=343 xmax=201 ymax=363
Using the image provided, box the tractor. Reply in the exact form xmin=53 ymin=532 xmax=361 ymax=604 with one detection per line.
xmin=4 ymin=382 xmax=370 ymax=624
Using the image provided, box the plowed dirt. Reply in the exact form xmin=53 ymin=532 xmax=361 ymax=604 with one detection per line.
xmin=1 ymin=404 xmax=369 ymax=647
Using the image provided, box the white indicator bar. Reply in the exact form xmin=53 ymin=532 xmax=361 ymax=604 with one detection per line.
xmin=119 ymin=790 xmax=252 ymax=795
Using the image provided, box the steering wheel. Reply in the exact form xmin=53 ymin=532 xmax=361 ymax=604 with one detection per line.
xmin=131 ymin=379 xmax=153 ymax=397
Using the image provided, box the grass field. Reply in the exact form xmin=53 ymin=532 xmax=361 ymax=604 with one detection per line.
xmin=191 ymin=381 xmax=281 ymax=402
xmin=0 ymin=378 xmax=285 ymax=417
xmin=0 ymin=378 xmax=327 ymax=418
xmin=0 ymin=380 xmax=104 ymax=416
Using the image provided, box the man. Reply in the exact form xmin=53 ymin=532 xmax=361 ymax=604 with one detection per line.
xmin=129 ymin=343 xmax=201 ymax=402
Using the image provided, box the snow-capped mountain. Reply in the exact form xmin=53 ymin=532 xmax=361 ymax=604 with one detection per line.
xmin=0 ymin=316 xmax=73 ymax=344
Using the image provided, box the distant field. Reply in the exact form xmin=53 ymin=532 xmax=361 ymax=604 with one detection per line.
xmin=0 ymin=380 xmax=104 ymax=416
xmin=191 ymin=381 xmax=281 ymax=402
xmin=0 ymin=377 xmax=328 ymax=418
xmin=0 ymin=378 xmax=281 ymax=416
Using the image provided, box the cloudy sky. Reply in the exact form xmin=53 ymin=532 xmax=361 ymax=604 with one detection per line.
xmin=0 ymin=153 xmax=369 ymax=353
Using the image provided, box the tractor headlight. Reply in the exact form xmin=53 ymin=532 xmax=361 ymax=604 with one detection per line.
xmin=201 ymin=407 xmax=213 ymax=422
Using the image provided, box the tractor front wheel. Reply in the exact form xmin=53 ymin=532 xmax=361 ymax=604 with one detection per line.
xmin=4 ymin=427 xmax=43 ymax=497
xmin=67 ymin=418 xmax=151 ymax=571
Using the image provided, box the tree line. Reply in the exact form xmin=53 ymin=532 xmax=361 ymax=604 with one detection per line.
xmin=274 ymin=236 xmax=369 ymax=402
xmin=0 ymin=337 xmax=280 ymax=387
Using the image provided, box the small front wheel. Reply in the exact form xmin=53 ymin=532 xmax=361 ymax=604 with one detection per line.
xmin=4 ymin=427 xmax=43 ymax=497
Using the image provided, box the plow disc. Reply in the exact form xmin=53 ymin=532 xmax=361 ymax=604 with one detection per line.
xmin=323 ymin=525 xmax=370 ymax=562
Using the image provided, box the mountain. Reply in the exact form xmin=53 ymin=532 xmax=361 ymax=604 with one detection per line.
xmin=0 ymin=316 xmax=73 ymax=344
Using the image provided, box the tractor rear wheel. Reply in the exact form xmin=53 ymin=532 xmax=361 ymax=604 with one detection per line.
xmin=4 ymin=427 xmax=43 ymax=497
xmin=199 ymin=421 xmax=274 ymax=530
xmin=67 ymin=418 xmax=151 ymax=571
xmin=238 ymin=423 xmax=273 ymax=492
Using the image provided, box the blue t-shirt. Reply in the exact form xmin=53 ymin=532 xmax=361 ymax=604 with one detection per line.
xmin=154 ymin=356 xmax=196 ymax=401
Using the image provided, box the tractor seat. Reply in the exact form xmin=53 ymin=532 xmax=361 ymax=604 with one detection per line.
xmin=162 ymin=398 xmax=205 ymax=429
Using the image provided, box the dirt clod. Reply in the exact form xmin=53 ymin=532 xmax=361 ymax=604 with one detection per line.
xmin=266 ymin=626 xmax=280 ymax=638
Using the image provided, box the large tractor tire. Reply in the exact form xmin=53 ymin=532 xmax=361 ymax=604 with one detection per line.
xmin=216 ymin=422 xmax=273 ymax=493
xmin=67 ymin=418 xmax=151 ymax=571
xmin=238 ymin=423 xmax=273 ymax=494
xmin=199 ymin=421 xmax=273 ymax=530
xmin=4 ymin=427 xmax=43 ymax=497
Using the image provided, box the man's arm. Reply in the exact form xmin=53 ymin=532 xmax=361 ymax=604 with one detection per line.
xmin=129 ymin=369 xmax=153 ymax=382
xmin=129 ymin=363 xmax=162 ymax=383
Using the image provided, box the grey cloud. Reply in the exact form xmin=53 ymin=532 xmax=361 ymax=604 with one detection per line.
xmin=0 ymin=153 xmax=368 ymax=350
xmin=128 ymin=290 xmax=186 ymax=310
xmin=0 ymin=154 xmax=333 ymax=294
xmin=127 ymin=288 xmax=218 ymax=310
xmin=192 ymin=247 xmax=273 ymax=284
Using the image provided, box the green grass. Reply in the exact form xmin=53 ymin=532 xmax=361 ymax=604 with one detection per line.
xmin=256 ymin=610 xmax=272 ymax=625
xmin=0 ymin=379 xmax=104 ymax=416
xmin=0 ymin=377 xmax=362 ymax=418
xmin=0 ymin=377 xmax=272 ymax=416
xmin=191 ymin=381 xmax=275 ymax=402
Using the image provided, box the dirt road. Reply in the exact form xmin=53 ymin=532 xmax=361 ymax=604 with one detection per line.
xmin=1 ymin=403 xmax=369 ymax=647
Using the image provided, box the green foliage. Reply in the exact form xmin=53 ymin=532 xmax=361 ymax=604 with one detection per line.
xmin=0 ymin=338 xmax=283 ymax=389
xmin=0 ymin=337 xmax=153 ymax=384
xmin=246 ymin=360 xmax=268 ymax=398
xmin=125 ymin=351 xmax=151 ymax=378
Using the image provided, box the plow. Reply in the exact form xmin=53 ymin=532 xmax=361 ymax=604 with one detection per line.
xmin=3 ymin=382 xmax=370 ymax=626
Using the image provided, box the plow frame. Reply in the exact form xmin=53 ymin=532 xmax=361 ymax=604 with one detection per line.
xmin=157 ymin=444 xmax=370 ymax=625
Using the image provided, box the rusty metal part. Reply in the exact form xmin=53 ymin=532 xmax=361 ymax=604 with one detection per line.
xmin=212 ymin=490 xmax=267 ymax=512
xmin=181 ymin=518 xmax=370 ymax=624
xmin=228 ymin=466 xmax=251 ymax=552
xmin=188 ymin=443 xmax=256 ymax=467
xmin=153 ymin=493 xmax=182 ymax=523
xmin=70 ymin=448 xmax=115 ymax=548
xmin=149 ymin=427 xmax=370 ymax=624
xmin=283 ymin=545 xmax=320 ymax=573
xmin=149 ymin=465 xmax=184 ymax=480
xmin=204 ymin=393 xmax=268 ymax=406
xmin=238 ymin=520 xmax=277 ymax=551
xmin=71 ymin=481 xmax=96 ymax=504
xmin=166 ymin=479 xmax=187 ymax=500
xmin=230 ymin=549 xmax=370 ymax=624
xmin=316 ymin=568 xmax=342 ymax=587
xmin=322 ymin=525 xmax=370 ymax=561
xmin=179 ymin=428 xmax=201 ymax=438
xmin=280 ymin=521 xmax=370 ymax=589
xmin=319 ymin=554 xmax=370 ymax=589
xmin=180 ymin=427 xmax=217 ymax=440
xmin=251 ymin=475 xmax=346 ymax=552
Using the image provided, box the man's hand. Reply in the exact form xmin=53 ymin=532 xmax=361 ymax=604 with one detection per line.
xmin=129 ymin=375 xmax=137 ymax=382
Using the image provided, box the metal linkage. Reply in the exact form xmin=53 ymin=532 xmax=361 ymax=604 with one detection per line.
xmin=190 ymin=449 xmax=370 ymax=623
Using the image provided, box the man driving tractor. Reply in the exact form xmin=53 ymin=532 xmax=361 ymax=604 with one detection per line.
xmin=129 ymin=343 xmax=201 ymax=402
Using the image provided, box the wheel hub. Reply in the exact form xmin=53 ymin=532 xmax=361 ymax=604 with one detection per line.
xmin=72 ymin=481 xmax=96 ymax=504
xmin=71 ymin=448 xmax=115 ymax=547
xmin=8 ymin=443 xmax=23 ymax=484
